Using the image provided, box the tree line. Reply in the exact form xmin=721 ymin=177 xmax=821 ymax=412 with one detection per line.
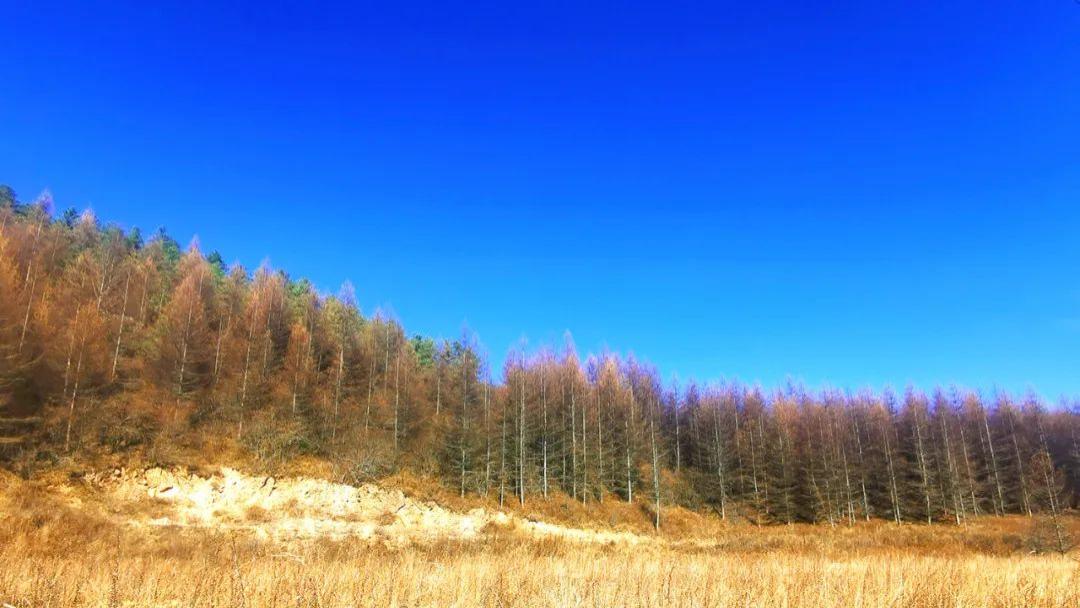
xmin=1 ymin=185 xmax=1077 ymax=529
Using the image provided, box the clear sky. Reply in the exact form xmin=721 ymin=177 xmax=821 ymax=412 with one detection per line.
xmin=2 ymin=1 xmax=1079 ymax=399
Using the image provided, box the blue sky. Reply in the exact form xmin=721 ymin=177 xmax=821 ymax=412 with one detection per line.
xmin=2 ymin=1 xmax=1079 ymax=398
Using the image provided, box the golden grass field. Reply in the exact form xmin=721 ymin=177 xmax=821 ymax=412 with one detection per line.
xmin=2 ymin=468 xmax=1077 ymax=608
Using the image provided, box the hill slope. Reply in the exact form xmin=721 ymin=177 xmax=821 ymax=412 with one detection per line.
xmin=1 ymin=188 xmax=1078 ymax=530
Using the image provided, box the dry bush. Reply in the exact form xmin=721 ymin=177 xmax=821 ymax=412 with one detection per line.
xmin=244 ymin=505 xmax=272 ymax=523
xmin=1026 ymin=515 xmax=1076 ymax=555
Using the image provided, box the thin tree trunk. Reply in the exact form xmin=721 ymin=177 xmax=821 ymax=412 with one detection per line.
xmin=983 ymin=409 xmax=1006 ymax=515
xmin=674 ymin=399 xmax=681 ymax=472
xmin=1036 ymin=420 xmax=1066 ymax=553
xmin=393 ymin=351 xmax=401 ymax=455
xmin=259 ymin=289 xmax=275 ymax=376
xmin=303 ymin=310 xmax=314 ymax=407
xmin=94 ymin=235 xmax=121 ymax=313
xmin=817 ymin=423 xmax=836 ymax=527
xmin=365 ymin=337 xmax=376 ymax=436
xmin=733 ymin=406 xmax=744 ymax=496
xmin=540 ymin=359 xmax=548 ymax=498
xmin=483 ymin=380 xmax=491 ymax=496
xmin=499 ymin=377 xmax=508 ymax=507
xmin=939 ymin=410 xmax=964 ymax=524
xmin=1007 ymin=415 xmax=1032 ymax=517
xmin=518 ymin=353 xmax=526 ymax=506
xmin=111 ymin=272 xmax=131 ymax=380
xmin=383 ymin=322 xmax=390 ymax=391
xmin=839 ymin=428 xmax=855 ymax=526
xmin=778 ymin=425 xmax=793 ymax=524
xmin=748 ymin=416 xmax=761 ymax=521
xmin=913 ymin=408 xmax=934 ymax=524
xmin=332 ymin=344 xmax=344 ymax=442
xmin=581 ymin=387 xmax=588 ymax=503
xmin=460 ymin=352 xmax=469 ymax=498
xmin=851 ymin=410 xmax=871 ymax=521
xmin=435 ymin=356 xmax=442 ymax=417
xmin=597 ymin=393 xmax=604 ymax=503
xmin=713 ymin=406 xmax=728 ymax=520
xmin=237 ymin=307 xmax=256 ymax=439
xmin=17 ymin=273 xmax=36 ymax=354
xmin=138 ymin=268 xmax=150 ymax=327
xmin=760 ymin=417 xmax=773 ymax=518
xmin=64 ymin=330 xmax=86 ymax=453
xmin=62 ymin=306 xmax=83 ymax=399
xmin=570 ymin=381 xmax=578 ymax=500
xmin=290 ymin=315 xmax=309 ymax=415
xmin=177 ymin=272 xmax=203 ymax=415
xmin=958 ymin=421 xmax=981 ymax=517
xmin=882 ymin=418 xmax=902 ymax=524
xmin=625 ymin=383 xmax=634 ymax=503
xmin=650 ymin=399 xmax=661 ymax=531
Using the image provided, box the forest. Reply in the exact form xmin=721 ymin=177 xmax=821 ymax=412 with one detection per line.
xmin=1 ymin=185 xmax=1078 ymax=528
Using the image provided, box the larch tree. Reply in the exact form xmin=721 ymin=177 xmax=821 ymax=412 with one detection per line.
xmin=152 ymin=245 xmax=213 ymax=420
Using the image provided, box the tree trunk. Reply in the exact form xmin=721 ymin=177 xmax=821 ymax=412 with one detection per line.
xmin=483 ymin=380 xmax=491 ymax=496
xmin=882 ymin=419 xmax=902 ymax=524
xmin=177 ymin=272 xmax=203 ymax=416
xmin=939 ymin=410 xmax=964 ymax=524
xmin=597 ymin=393 xmax=604 ymax=503
xmin=650 ymin=400 xmax=661 ymax=531
xmin=460 ymin=352 xmax=469 ymax=498
xmin=64 ymin=334 xmax=86 ymax=453
xmin=674 ymin=400 xmax=681 ymax=472
xmin=393 ymin=351 xmax=401 ymax=455
xmin=748 ymin=417 xmax=761 ymax=522
xmin=581 ymin=388 xmax=588 ymax=503
xmin=958 ymin=422 xmax=981 ymax=517
xmin=237 ymin=308 xmax=256 ymax=439
xmin=62 ymin=306 xmax=83 ymax=399
xmin=1037 ymin=432 xmax=1066 ymax=553
xmin=435 ymin=356 xmax=442 ymax=417
xmin=839 ymin=426 xmax=855 ymax=526
xmin=540 ymin=359 xmax=548 ymax=498
xmin=913 ymin=408 xmax=934 ymax=524
xmin=110 ymin=272 xmax=130 ymax=380
xmin=332 ymin=344 xmax=344 ymax=442
xmin=570 ymin=382 xmax=578 ymax=500
xmin=778 ymin=425 xmax=793 ymax=524
xmin=625 ymin=383 xmax=634 ymax=504
xmin=17 ymin=273 xmax=35 ymax=354
xmin=518 ymin=355 xmax=526 ymax=506
xmin=383 ymin=323 xmax=390 ymax=391
xmin=983 ymin=410 xmax=1006 ymax=516
xmin=499 ymin=380 xmax=508 ymax=507
xmin=365 ymin=338 xmax=376 ymax=436
xmin=712 ymin=406 xmax=728 ymax=520
xmin=851 ymin=411 xmax=871 ymax=521
xmin=1008 ymin=415 xmax=1032 ymax=517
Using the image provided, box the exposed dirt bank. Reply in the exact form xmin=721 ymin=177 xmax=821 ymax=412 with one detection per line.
xmin=70 ymin=466 xmax=650 ymax=545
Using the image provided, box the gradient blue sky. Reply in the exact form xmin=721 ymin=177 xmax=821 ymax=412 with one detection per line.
xmin=2 ymin=1 xmax=1079 ymax=398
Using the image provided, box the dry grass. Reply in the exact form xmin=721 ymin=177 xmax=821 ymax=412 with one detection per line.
xmin=1 ymin=471 xmax=1078 ymax=608
xmin=3 ymin=533 xmax=1077 ymax=608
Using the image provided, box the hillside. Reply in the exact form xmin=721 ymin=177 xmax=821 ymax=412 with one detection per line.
xmin=1 ymin=187 xmax=1079 ymax=532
